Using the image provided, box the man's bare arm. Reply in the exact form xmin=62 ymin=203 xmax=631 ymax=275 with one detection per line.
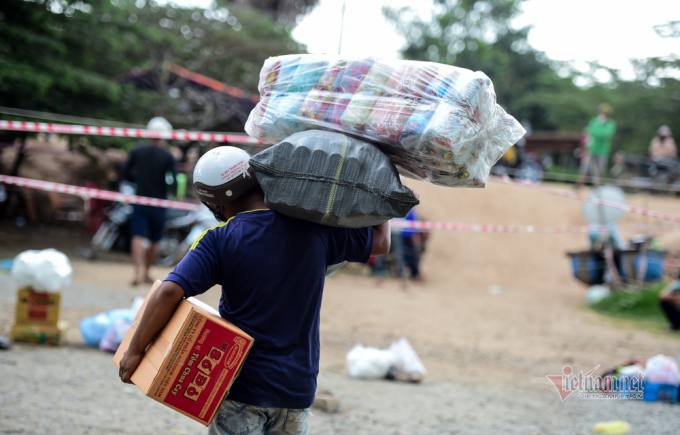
xmin=119 ymin=281 xmax=185 ymax=384
xmin=371 ymin=221 xmax=391 ymax=256
xmin=660 ymin=285 xmax=680 ymax=304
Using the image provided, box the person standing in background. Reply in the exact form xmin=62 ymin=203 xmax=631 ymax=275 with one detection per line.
xmin=659 ymin=285 xmax=680 ymax=331
xmin=124 ymin=117 xmax=177 ymax=286
xmin=576 ymin=103 xmax=616 ymax=188
xmin=649 ymin=125 xmax=676 ymax=160
xmin=401 ymin=207 xmax=424 ymax=282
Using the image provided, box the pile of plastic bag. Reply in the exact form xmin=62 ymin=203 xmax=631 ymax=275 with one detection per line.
xmin=246 ymin=55 xmax=525 ymax=188
xmin=645 ymin=354 xmax=680 ymax=386
xmin=346 ymin=338 xmax=427 ymax=382
xmin=79 ymin=297 xmax=144 ymax=353
xmin=11 ymin=249 xmax=72 ymax=292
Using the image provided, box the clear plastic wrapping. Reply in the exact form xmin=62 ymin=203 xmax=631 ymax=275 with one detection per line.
xmin=246 ymin=54 xmax=526 ymax=187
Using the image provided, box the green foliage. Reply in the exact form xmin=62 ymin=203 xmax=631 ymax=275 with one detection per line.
xmin=590 ymin=283 xmax=667 ymax=326
xmin=0 ymin=0 xmax=303 ymax=150
xmin=385 ymin=0 xmax=680 ymax=157
xmin=385 ymin=0 xmax=559 ymax=126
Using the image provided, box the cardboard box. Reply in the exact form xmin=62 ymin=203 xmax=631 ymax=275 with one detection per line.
xmin=11 ymin=320 xmax=68 ymax=345
xmin=15 ymin=288 xmax=61 ymax=326
xmin=113 ymin=281 xmax=254 ymax=426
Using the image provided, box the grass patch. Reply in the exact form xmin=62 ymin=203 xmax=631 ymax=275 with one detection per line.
xmin=589 ymin=283 xmax=671 ymax=331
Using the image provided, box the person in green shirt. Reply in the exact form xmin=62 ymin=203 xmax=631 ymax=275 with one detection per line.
xmin=577 ymin=103 xmax=617 ymax=188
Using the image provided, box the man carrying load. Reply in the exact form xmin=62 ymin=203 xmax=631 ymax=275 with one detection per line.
xmin=118 ymin=146 xmax=391 ymax=435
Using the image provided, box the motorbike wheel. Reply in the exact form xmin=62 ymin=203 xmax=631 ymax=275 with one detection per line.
xmin=90 ymin=220 xmax=120 ymax=259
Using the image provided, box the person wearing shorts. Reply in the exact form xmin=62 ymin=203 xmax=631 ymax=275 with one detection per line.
xmin=124 ymin=117 xmax=177 ymax=285
xmin=129 ymin=204 xmax=166 ymax=243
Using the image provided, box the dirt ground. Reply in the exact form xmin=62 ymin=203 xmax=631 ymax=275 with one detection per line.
xmin=2 ymin=178 xmax=680 ymax=434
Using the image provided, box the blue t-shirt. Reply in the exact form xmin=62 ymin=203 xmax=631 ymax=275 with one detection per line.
xmin=400 ymin=208 xmax=419 ymax=237
xmin=166 ymin=209 xmax=373 ymax=409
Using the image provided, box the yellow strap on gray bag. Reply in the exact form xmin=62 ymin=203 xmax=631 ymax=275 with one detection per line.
xmin=321 ymin=135 xmax=348 ymax=225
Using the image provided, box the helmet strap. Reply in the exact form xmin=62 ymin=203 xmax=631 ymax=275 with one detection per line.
xmin=201 ymin=201 xmax=226 ymax=223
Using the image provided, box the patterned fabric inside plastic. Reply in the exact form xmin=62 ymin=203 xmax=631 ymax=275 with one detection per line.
xmin=246 ymin=54 xmax=526 ymax=188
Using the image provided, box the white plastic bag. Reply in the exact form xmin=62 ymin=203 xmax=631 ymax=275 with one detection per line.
xmin=387 ymin=337 xmax=428 ymax=379
xmin=99 ymin=319 xmax=132 ymax=353
xmin=645 ymin=354 xmax=680 ymax=385
xmin=346 ymin=338 xmax=427 ymax=380
xmin=346 ymin=344 xmax=394 ymax=379
xmin=11 ymin=249 xmax=72 ymax=292
xmin=80 ymin=297 xmax=144 ymax=349
xmin=586 ymin=285 xmax=610 ymax=305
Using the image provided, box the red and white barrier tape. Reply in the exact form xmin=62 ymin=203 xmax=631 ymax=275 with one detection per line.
xmin=502 ymin=176 xmax=680 ymax=224
xmin=0 ymin=175 xmax=201 ymax=211
xmin=3 ymin=174 xmax=680 ymax=233
xmin=390 ymin=219 xmax=680 ymax=234
xmin=0 ymin=120 xmax=263 ymax=144
xmin=492 ymin=168 xmax=680 ymax=193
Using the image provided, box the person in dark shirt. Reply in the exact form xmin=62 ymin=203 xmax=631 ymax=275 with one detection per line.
xmin=123 ymin=117 xmax=177 ymax=286
xmin=118 ymin=146 xmax=390 ymax=434
xmin=400 ymin=207 xmax=425 ymax=281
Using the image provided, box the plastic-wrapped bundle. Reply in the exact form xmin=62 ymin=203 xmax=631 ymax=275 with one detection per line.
xmin=320 ymin=58 xmax=373 ymax=128
xmin=250 ymin=130 xmax=419 ymax=228
xmin=251 ymin=56 xmax=329 ymax=142
xmin=340 ymin=59 xmax=394 ymax=131
xmin=367 ymin=97 xmax=416 ymax=145
xmin=260 ymin=56 xmax=301 ymax=93
xmin=245 ymin=54 xmax=526 ymax=188
xmin=289 ymin=57 xmax=328 ymax=93
xmin=384 ymin=63 xmax=439 ymax=103
xmin=249 ymin=93 xmax=311 ymax=143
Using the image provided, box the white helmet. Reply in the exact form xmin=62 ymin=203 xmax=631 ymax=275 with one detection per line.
xmin=146 ymin=117 xmax=173 ymax=133
xmin=193 ymin=147 xmax=259 ymax=220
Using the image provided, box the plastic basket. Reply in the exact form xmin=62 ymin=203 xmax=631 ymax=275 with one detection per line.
xmin=567 ymin=251 xmax=606 ymax=285
xmin=643 ymin=383 xmax=679 ymax=403
xmin=617 ymin=249 xmax=667 ymax=283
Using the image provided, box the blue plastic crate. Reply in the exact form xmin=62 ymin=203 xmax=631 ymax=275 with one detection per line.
xmin=568 ymin=252 xmax=606 ymax=285
xmin=617 ymin=249 xmax=667 ymax=282
xmin=643 ymin=383 xmax=679 ymax=403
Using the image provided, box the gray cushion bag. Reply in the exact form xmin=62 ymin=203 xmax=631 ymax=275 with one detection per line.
xmin=250 ymin=130 xmax=419 ymax=228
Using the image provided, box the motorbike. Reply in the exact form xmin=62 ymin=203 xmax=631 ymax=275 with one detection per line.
xmin=155 ymin=208 xmax=218 ymax=266
xmin=610 ymin=151 xmax=680 ymax=188
xmin=90 ymin=182 xmax=218 ymax=266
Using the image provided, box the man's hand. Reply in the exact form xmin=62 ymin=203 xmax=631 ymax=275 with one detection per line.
xmin=660 ymin=291 xmax=680 ymax=304
xmin=371 ymin=221 xmax=391 ymax=256
xmin=119 ymin=349 xmax=145 ymax=384
xmin=116 ymin=281 xmax=185 ymax=384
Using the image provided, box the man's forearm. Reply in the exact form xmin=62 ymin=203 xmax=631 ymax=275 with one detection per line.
xmin=371 ymin=221 xmax=391 ymax=256
xmin=661 ymin=293 xmax=680 ymax=305
xmin=129 ymin=281 xmax=185 ymax=353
